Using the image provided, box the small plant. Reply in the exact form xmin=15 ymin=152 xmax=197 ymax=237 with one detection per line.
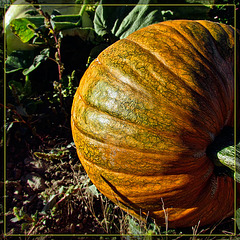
xmin=208 ymin=0 xmax=239 ymax=25
xmin=11 ymin=207 xmax=39 ymax=231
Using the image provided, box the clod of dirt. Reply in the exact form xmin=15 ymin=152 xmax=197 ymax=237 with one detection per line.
xmin=23 ymin=173 xmax=46 ymax=192
xmin=24 ymin=158 xmax=48 ymax=174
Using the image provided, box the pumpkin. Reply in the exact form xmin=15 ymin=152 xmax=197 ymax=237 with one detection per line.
xmin=71 ymin=20 xmax=238 ymax=228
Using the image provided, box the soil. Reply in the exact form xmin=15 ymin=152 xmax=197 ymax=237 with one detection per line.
xmin=4 ymin=115 xmax=109 ymax=236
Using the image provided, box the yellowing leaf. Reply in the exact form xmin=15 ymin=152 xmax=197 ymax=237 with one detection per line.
xmin=10 ymin=18 xmax=37 ymax=43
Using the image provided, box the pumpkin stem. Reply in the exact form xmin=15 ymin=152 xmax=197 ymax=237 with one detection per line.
xmin=206 ymin=126 xmax=240 ymax=182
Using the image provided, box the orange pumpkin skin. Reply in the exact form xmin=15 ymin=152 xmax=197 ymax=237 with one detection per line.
xmin=71 ymin=20 xmax=236 ymax=228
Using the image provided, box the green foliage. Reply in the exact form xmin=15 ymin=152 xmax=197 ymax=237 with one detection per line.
xmin=237 ymin=209 xmax=240 ymax=232
xmin=159 ymin=5 xmax=212 ymax=21
xmin=208 ymin=0 xmax=239 ymax=25
xmin=22 ymin=48 xmax=50 ymax=75
xmin=50 ymin=14 xmax=83 ymax=31
xmin=53 ymin=70 xmax=78 ymax=100
xmin=5 ymin=50 xmax=35 ymax=73
xmin=11 ymin=207 xmax=39 ymax=231
xmin=10 ymin=17 xmax=38 ymax=43
xmin=94 ymin=0 xmax=163 ymax=42
xmin=93 ymin=0 xmax=215 ymax=44
xmin=34 ymin=143 xmax=74 ymax=162
xmin=217 ymin=143 xmax=240 ymax=183
xmin=40 ymin=184 xmax=80 ymax=215
xmin=206 ymin=127 xmax=240 ymax=183
xmin=5 ymin=0 xmax=235 ymax=76
xmin=10 ymin=13 xmax=92 ymax=43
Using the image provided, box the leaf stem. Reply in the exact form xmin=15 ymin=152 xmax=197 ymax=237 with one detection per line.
xmin=79 ymin=0 xmax=89 ymax=17
xmin=35 ymin=6 xmax=64 ymax=106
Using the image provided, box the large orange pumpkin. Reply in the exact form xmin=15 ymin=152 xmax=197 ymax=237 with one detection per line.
xmin=71 ymin=20 xmax=237 ymax=228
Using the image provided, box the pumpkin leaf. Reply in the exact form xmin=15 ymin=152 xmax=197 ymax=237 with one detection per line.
xmin=217 ymin=141 xmax=240 ymax=183
xmin=5 ymin=48 xmax=50 ymax=75
xmin=9 ymin=14 xmax=88 ymax=45
xmin=206 ymin=127 xmax=240 ymax=182
xmin=10 ymin=17 xmax=43 ymax=43
xmin=22 ymin=48 xmax=50 ymax=75
xmin=237 ymin=208 xmax=240 ymax=231
xmin=93 ymin=0 xmax=213 ymax=42
xmin=50 ymin=14 xmax=82 ymax=32
xmin=94 ymin=0 xmax=163 ymax=41
xmin=5 ymin=50 xmax=35 ymax=73
xmin=217 ymin=144 xmax=240 ymax=172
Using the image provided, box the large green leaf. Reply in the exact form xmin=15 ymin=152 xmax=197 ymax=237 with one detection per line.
xmin=50 ymin=14 xmax=82 ymax=31
xmin=94 ymin=0 xmax=163 ymax=41
xmin=9 ymin=14 xmax=87 ymax=45
xmin=5 ymin=48 xmax=50 ymax=75
xmin=10 ymin=17 xmax=42 ymax=43
xmin=5 ymin=50 xmax=35 ymax=73
xmin=206 ymin=127 xmax=240 ymax=183
xmin=218 ymin=144 xmax=240 ymax=173
xmin=218 ymin=144 xmax=240 ymax=183
xmin=93 ymin=0 xmax=213 ymax=42
xmin=23 ymin=48 xmax=50 ymax=75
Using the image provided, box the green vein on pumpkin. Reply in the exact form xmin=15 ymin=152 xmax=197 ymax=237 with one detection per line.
xmin=94 ymin=42 xmax=221 ymax=138
xmin=125 ymin=27 xmax=231 ymax=131
xmin=161 ymin=20 xmax=233 ymax=116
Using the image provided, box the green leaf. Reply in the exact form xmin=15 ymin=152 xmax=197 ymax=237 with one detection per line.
xmin=237 ymin=208 xmax=240 ymax=231
xmin=5 ymin=50 xmax=35 ymax=73
xmin=235 ymin=172 xmax=240 ymax=183
xmin=5 ymin=122 xmax=14 ymax=133
xmin=58 ymin=185 xmax=65 ymax=195
xmin=21 ymin=222 xmax=29 ymax=231
xmin=41 ymin=194 xmax=58 ymax=214
xmin=9 ymin=14 xmax=92 ymax=44
xmin=207 ymin=127 xmax=240 ymax=182
xmin=217 ymin=144 xmax=240 ymax=173
xmin=94 ymin=0 xmax=163 ymax=41
xmin=31 ymin=211 xmax=38 ymax=224
xmin=51 ymin=14 xmax=82 ymax=32
xmin=217 ymin=139 xmax=240 ymax=183
xmin=94 ymin=1 xmax=213 ymax=43
xmin=23 ymin=48 xmax=50 ymax=75
xmin=10 ymin=18 xmax=40 ymax=43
